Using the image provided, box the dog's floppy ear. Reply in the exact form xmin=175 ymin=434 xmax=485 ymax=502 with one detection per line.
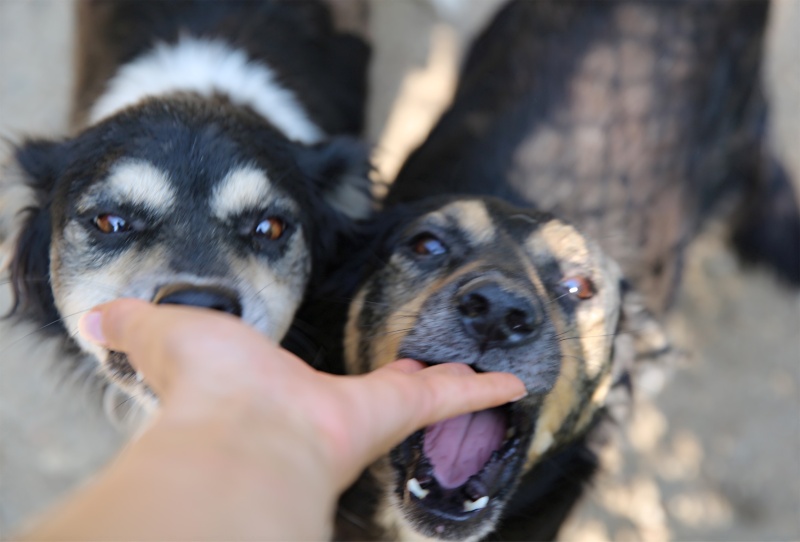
xmin=297 ymin=136 xmax=374 ymax=220
xmin=604 ymin=280 xmax=675 ymax=421
xmin=3 ymin=138 xmax=70 ymax=327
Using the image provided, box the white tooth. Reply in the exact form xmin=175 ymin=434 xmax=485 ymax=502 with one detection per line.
xmin=135 ymin=371 xmax=144 ymax=383
xmin=463 ymin=496 xmax=489 ymax=512
xmin=407 ymin=478 xmax=429 ymax=499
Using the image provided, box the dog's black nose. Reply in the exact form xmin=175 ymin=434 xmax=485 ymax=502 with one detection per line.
xmin=154 ymin=284 xmax=243 ymax=317
xmin=456 ymin=280 xmax=538 ymax=347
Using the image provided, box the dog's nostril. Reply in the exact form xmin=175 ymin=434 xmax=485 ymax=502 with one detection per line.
xmin=154 ymin=285 xmax=243 ymax=317
xmin=456 ymin=280 xmax=538 ymax=346
xmin=505 ymin=308 xmax=534 ymax=335
xmin=458 ymin=292 xmax=490 ymax=318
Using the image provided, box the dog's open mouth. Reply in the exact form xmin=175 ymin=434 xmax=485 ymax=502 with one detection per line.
xmin=390 ymin=395 xmax=533 ymax=536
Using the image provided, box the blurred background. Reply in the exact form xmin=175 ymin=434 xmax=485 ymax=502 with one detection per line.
xmin=1 ymin=1 xmax=798 ymax=540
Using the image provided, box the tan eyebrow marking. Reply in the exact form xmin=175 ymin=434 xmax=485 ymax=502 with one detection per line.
xmin=443 ymin=200 xmax=496 ymax=244
xmin=211 ymin=166 xmax=296 ymax=219
xmin=77 ymin=160 xmax=176 ymax=213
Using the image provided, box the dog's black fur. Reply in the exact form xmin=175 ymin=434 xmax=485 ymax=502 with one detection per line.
xmin=294 ymin=1 xmax=798 ymax=540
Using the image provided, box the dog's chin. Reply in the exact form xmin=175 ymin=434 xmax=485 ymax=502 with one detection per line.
xmin=105 ymin=350 xmax=137 ymax=380
xmin=388 ymin=401 xmax=534 ymax=541
xmin=104 ymin=351 xmax=154 ymax=399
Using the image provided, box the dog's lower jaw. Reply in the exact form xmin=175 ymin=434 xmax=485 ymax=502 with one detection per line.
xmin=374 ymin=439 xmax=519 ymax=542
xmin=102 ymin=382 xmax=157 ymax=431
xmin=377 ymin=487 xmax=498 ymax=542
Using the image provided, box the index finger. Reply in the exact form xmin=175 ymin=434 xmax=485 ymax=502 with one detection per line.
xmin=335 ymin=362 xmax=526 ymax=480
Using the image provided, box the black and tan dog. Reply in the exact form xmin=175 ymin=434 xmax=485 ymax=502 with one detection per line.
xmin=323 ymin=195 xmax=664 ymax=542
xmin=301 ymin=1 xmax=797 ymax=540
xmin=1 ymin=0 xmax=370 ymax=413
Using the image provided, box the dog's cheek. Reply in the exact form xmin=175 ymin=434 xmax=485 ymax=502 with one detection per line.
xmin=50 ymin=266 xmax=119 ymax=365
xmin=351 ymin=266 xmax=431 ymax=373
xmin=236 ymin=235 xmax=312 ymax=342
xmin=522 ymin=308 xmax=592 ymax=469
xmin=49 ymin=225 xmax=149 ymax=363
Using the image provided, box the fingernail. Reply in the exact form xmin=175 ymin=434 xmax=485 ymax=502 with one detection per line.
xmin=79 ymin=310 xmax=106 ymax=345
xmin=511 ymin=390 xmax=528 ymax=402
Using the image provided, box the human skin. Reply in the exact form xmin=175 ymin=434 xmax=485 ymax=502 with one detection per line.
xmin=21 ymin=299 xmax=525 ymax=541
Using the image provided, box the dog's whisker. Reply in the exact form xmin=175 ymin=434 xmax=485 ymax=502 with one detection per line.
xmin=354 ymin=314 xmax=417 ymax=331
xmin=545 ymin=292 xmax=570 ymax=306
xmin=363 ymin=327 xmax=414 ymax=339
xmin=559 ymin=353 xmax=591 ymax=366
xmin=337 ymin=506 xmax=369 ymax=530
xmin=310 ymin=297 xmax=420 ymax=319
xmin=0 ymin=276 xmax=123 ymax=295
xmin=557 ymin=332 xmax=617 ymax=341
xmin=1 ymin=306 xmax=95 ymax=353
xmin=252 ymin=280 xmax=276 ymax=298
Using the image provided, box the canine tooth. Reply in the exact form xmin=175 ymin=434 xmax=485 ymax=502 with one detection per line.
xmin=463 ymin=496 xmax=489 ymax=512
xmin=407 ymin=478 xmax=429 ymax=499
xmin=135 ymin=371 xmax=144 ymax=383
xmin=505 ymin=426 xmax=516 ymax=440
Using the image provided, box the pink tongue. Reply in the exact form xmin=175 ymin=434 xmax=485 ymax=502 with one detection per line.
xmin=423 ymin=408 xmax=507 ymax=489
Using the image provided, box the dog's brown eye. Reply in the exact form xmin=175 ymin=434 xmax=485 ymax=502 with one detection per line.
xmin=254 ymin=217 xmax=285 ymax=240
xmin=94 ymin=214 xmax=130 ymax=234
xmin=411 ymin=233 xmax=447 ymax=256
xmin=562 ymin=276 xmax=595 ymax=300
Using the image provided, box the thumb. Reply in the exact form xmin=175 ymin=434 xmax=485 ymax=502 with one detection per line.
xmin=78 ymin=298 xmax=251 ymax=396
xmin=79 ymin=298 xmax=174 ymax=394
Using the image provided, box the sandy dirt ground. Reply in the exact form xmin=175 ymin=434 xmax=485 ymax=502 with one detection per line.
xmin=1 ymin=1 xmax=798 ymax=540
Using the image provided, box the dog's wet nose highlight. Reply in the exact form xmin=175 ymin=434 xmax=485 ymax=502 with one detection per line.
xmin=153 ymin=284 xmax=243 ymax=317
xmin=456 ymin=281 xmax=538 ymax=347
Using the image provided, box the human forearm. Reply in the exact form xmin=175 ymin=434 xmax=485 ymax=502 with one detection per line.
xmin=23 ymin=408 xmax=336 ymax=541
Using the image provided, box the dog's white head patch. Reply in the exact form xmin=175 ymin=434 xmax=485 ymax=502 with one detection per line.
xmin=90 ymin=37 xmax=325 ymax=144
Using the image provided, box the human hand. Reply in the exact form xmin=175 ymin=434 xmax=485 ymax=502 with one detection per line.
xmin=80 ymin=299 xmax=526 ymax=492
xmin=24 ymin=301 xmax=524 ymax=541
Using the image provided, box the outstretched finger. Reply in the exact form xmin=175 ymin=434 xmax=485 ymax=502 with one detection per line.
xmin=408 ymin=363 xmax=527 ymax=428
xmin=336 ymin=362 xmax=525 ymax=482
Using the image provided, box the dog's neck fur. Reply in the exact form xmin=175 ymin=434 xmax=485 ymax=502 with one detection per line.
xmin=89 ymin=37 xmax=324 ymax=144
